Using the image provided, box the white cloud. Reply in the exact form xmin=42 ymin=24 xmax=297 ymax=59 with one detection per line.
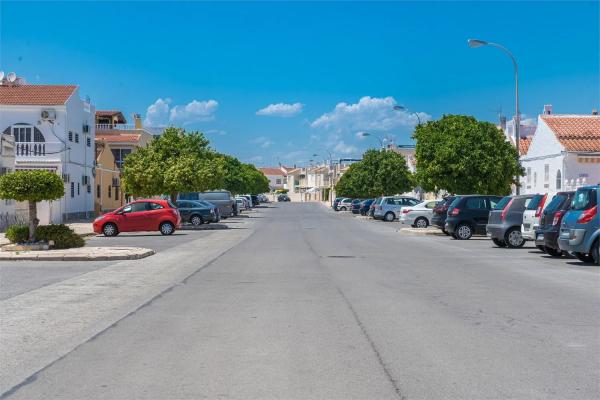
xmin=311 ymin=96 xmax=430 ymax=133
xmin=251 ymin=136 xmax=275 ymax=148
xmin=206 ymin=129 xmax=227 ymax=136
xmin=256 ymin=102 xmax=303 ymax=117
xmin=144 ymin=98 xmax=218 ymax=127
xmin=333 ymin=141 xmax=358 ymax=155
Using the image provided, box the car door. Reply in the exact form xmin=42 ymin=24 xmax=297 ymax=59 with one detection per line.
xmin=145 ymin=202 xmax=167 ymax=231
xmin=464 ymin=197 xmax=488 ymax=234
xmin=120 ymin=202 xmax=149 ymax=231
xmin=176 ymin=201 xmax=191 ymax=222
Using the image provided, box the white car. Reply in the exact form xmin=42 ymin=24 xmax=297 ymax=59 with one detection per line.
xmin=399 ymin=199 xmax=443 ymax=228
xmin=521 ymin=193 xmax=551 ymax=246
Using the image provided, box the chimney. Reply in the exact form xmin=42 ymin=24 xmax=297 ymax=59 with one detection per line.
xmin=499 ymin=115 xmax=507 ymax=131
xmin=133 ymin=113 xmax=142 ymax=129
xmin=543 ymin=104 xmax=552 ymax=115
xmin=592 ymin=109 xmax=598 ymax=116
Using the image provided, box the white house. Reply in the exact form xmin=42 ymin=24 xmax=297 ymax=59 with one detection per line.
xmin=520 ymin=106 xmax=600 ymax=194
xmin=0 ymin=82 xmax=96 ymax=223
xmin=259 ymin=167 xmax=287 ymax=190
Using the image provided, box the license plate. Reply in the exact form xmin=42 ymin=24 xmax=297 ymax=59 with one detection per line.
xmin=537 ymin=234 xmax=544 ymax=241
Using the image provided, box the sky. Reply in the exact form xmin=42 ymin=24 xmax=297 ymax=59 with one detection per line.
xmin=1 ymin=1 xmax=598 ymax=167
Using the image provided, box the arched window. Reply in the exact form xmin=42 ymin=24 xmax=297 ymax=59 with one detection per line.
xmin=556 ymin=170 xmax=562 ymax=189
xmin=7 ymin=123 xmax=45 ymax=143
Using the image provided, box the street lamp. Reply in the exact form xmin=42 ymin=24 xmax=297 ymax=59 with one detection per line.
xmin=359 ymin=132 xmax=385 ymax=149
xmin=468 ymin=38 xmax=521 ymax=194
xmin=393 ymin=105 xmax=422 ymax=125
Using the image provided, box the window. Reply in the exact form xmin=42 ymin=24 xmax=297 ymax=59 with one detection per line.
xmin=130 ymin=202 xmax=148 ymax=212
xmin=86 ymin=184 xmax=91 ymax=194
xmin=70 ymin=182 xmax=75 ymax=198
xmin=86 ymin=137 xmax=91 ymax=147
xmin=68 ymin=131 xmax=73 ymax=142
xmin=77 ymin=183 xmax=80 ymax=195
xmin=75 ymin=133 xmax=79 ymax=143
xmin=96 ymin=185 xmax=101 ymax=198
xmin=149 ymin=202 xmax=164 ymax=210
xmin=275 ymin=179 xmax=282 ymax=185
xmin=544 ymin=164 xmax=550 ymax=182
xmin=493 ymin=196 xmax=512 ymax=210
xmin=533 ymin=172 xmax=537 ymax=186
xmin=465 ymin=197 xmax=486 ymax=210
xmin=115 ymin=189 xmax=119 ymax=201
xmin=426 ymin=201 xmax=437 ymax=209
xmin=108 ymin=185 xmax=112 ymax=198
xmin=111 ymin=149 xmax=132 ymax=169
xmin=121 ymin=205 xmax=132 ymax=213
xmin=571 ymin=188 xmax=598 ymax=211
xmin=556 ymin=170 xmax=562 ymax=189
xmin=526 ymin=167 xmax=531 ymax=183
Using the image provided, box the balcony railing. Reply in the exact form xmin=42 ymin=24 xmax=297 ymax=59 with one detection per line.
xmin=15 ymin=142 xmax=64 ymax=157
xmin=96 ymin=123 xmax=137 ymax=131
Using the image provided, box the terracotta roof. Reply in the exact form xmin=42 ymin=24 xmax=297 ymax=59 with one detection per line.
xmin=96 ymin=133 xmax=142 ymax=143
xmin=519 ymin=137 xmax=533 ymax=155
xmin=542 ymin=115 xmax=600 ymax=152
xmin=0 ymin=84 xmax=77 ymax=105
xmin=259 ymin=167 xmax=285 ymax=176
xmin=96 ymin=110 xmax=123 ymax=117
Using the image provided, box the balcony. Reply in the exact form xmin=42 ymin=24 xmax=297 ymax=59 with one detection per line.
xmin=96 ymin=123 xmax=137 ymax=131
xmin=15 ymin=142 xmax=64 ymax=158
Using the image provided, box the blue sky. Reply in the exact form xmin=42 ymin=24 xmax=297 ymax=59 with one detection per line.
xmin=1 ymin=1 xmax=598 ymax=166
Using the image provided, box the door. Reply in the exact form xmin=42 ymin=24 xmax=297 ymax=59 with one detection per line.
xmin=144 ymin=202 xmax=167 ymax=231
xmin=119 ymin=202 xmax=149 ymax=231
xmin=176 ymin=201 xmax=191 ymax=222
xmin=464 ymin=197 xmax=488 ymax=234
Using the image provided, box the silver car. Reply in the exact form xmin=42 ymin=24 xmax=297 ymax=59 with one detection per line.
xmin=400 ymin=199 xmax=442 ymax=228
xmin=373 ymin=196 xmax=420 ymax=221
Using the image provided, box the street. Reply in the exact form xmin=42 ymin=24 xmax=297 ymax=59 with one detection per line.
xmin=1 ymin=203 xmax=598 ymax=399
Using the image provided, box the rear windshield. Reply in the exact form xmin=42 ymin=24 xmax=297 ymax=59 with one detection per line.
xmin=545 ymin=193 xmax=568 ymax=212
xmin=449 ymin=197 xmax=462 ymax=207
xmin=571 ymin=188 xmax=598 ymax=211
xmin=493 ymin=196 xmax=512 ymax=210
xmin=525 ymin=194 xmax=544 ymax=210
xmin=439 ymin=196 xmax=455 ymax=207
xmin=199 ymin=192 xmax=231 ymax=201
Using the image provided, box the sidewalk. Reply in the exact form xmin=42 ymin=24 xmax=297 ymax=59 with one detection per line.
xmin=0 ymin=246 xmax=154 ymax=261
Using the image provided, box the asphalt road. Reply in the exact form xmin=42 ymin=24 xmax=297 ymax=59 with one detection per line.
xmin=3 ymin=203 xmax=599 ymax=399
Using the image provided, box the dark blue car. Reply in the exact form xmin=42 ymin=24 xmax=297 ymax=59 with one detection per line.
xmin=358 ymin=199 xmax=375 ymax=216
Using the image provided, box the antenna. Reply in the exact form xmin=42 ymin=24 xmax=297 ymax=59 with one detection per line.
xmin=0 ymin=71 xmax=4 ymax=81
xmin=7 ymin=72 xmax=17 ymax=82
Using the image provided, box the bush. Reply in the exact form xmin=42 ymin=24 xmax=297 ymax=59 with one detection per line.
xmin=35 ymin=224 xmax=85 ymax=249
xmin=6 ymin=225 xmax=30 ymax=243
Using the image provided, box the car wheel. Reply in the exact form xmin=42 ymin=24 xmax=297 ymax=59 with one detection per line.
xmin=545 ymin=246 xmax=563 ymax=257
xmin=574 ymin=252 xmax=595 ymax=263
xmin=504 ymin=227 xmax=525 ymax=248
xmin=102 ymin=222 xmax=118 ymax=237
xmin=492 ymin=238 xmax=507 ymax=247
xmin=159 ymin=221 xmax=175 ymax=236
xmin=384 ymin=212 xmax=395 ymax=222
xmin=414 ymin=217 xmax=428 ymax=229
xmin=455 ymin=223 xmax=472 ymax=240
xmin=536 ymin=245 xmax=546 ymax=252
xmin=190 ymin=215 xmax=203 ymax=226
xmin=592 ymin=239 xmax=599 ymax=265
xmin=340 ymin=206 xmax=346 ymax=211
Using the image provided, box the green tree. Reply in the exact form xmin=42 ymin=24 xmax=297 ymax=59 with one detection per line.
xmin=0 ymin=170 xmax=64 ymax=241
xmin=334 ymin=149 xmax=412 ymax=198
xmin=217 ymin=154 xmax=247 ymax=195
xmin=121 ymin=127 xmax=224 ymax=202
xmin=413 ymin=115 xmax=523 ymax=195
xmin=241 ymin=164 xmax=270 ymax=194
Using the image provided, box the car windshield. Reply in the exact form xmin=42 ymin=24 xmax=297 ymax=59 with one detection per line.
xmin=449 ymin=197 xmax=462 ymax=207
xmin=571 ymin=188 xmax=598 ymax=210
xmin=493 ymin=196 xmax=512 ymax=210
xmin=525 ymin=194 xmax=544 ymax=210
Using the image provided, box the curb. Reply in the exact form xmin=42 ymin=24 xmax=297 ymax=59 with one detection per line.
xmin=399 ymin=228 xmax=445 ymax=236
xmin=0 ymin=248 xmax=155 ymax=261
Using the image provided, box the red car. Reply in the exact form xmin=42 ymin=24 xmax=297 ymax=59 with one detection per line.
xmin=93 ymin=199 xmax=181 ymax=237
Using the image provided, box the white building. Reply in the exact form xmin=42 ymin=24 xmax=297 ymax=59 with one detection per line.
xmin=520 ymin=106 xmax=600 ymax=194
xmin=258 ymin=167 xmax=287 ymax=190
xmin=0 ymin=83 xmax=96 ymax=223
xmin=0 ymin=133 xmax=21 ymax=229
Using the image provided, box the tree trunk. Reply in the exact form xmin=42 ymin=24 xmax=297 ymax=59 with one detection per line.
xmin=28 ymin=200 xmax=39 ymax=242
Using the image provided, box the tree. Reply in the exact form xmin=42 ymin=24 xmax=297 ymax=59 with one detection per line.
xmin=121 ymin=127 xmax=224 ymax=202
xmin=217 ymin=154 xmax=247 ymax=195
xmin=413 ymin=115 xmax=523 ymax=195
xmin=241 ymin=164 xmax=270 ymax=194
xmin=334 ymin=149 xmax=412 ymax=198
xmin=0 ymin=170 xmax=64 ymax=241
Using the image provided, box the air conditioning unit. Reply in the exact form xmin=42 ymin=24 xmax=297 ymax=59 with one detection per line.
xmin=62 ymin=173 xmax=70 ymax=183
xmin=41 ymin=109 xmax=56 ymax=121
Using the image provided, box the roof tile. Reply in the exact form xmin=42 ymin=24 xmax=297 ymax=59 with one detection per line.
xmin=541 ymin=115 xmax=600 ymax=152
xmin=0 ymin=84 xmax=77 ymax=105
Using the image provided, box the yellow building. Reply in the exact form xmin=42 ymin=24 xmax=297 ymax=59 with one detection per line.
xmin=94 ymin=140 xmax=121 ymax=214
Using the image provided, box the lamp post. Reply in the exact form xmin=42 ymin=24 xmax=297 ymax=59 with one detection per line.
xmin=393 ymin=105 xmax=422 ymax=125
xmin=468 ymin=38 xmax=521 ymax=194
xmin=359 ymin=132 xmax=385 ymax=149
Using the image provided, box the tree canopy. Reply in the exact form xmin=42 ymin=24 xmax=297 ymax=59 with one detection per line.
xmin=121 ymin=127 xmax=224 ymax=201
xmin=335 ymin=149 xmax=412 ymax=198
xmin=412 ymin=115 xmax=523 ymax=195
xmin=0 ymin=170 xmax=65 ymax=241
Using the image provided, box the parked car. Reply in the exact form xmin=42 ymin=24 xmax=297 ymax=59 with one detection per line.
xmin=350 ymin=199 xmax=364 ymax=214
xmin=522 ymin=193 xmax=550 ymax=248
xmin=369 ymin=197 xmax=383 ymax=217
xmin=359 ymin=199 xmax=375 ymax=216
xmin=373 ymin=196 xmax=420 ymax=221
xmin=535 ymin=191 xmax=575 ymax=256
xmin=93 ymin=199 xmax=181 ymax=236
xmin=258 ymin=194 xmax=269 ymax=203
xmin=486 ymin=194 xmax=536 ymax=248
xmin=337 ymin=198 xmax=353 ymax=211
xmin=431 ymin=196 xmax=457 ymax=234
xmin=277 ymin=194 xmax=290 ymax=202
xmin=399 ymin=199 xmax=442 ymax=228
xmin=235 ymin=196 xmax=250 ymax=211
xmin=332 ymin=197 xmax=344 ymax=211
xmin=445 ymin=195 xmax=503 ymax=239
xmin=558 ymin=185 xmax=599 ymax=264
xmin=179 ymin=191 xmax=235 ymax=218
xmin=176 ymin=200 xmax=220 ymax=225
xmin=240 ymin=194 xmax=254 ymax=207
xmin=251 ymin=194 xmax=260 ymax=206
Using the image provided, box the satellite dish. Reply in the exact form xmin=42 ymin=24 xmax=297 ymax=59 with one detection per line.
xmin=0 ymin=71 xmax=4 ymax=81
xmin=7 ymin=72 xmax=17 ymax=82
